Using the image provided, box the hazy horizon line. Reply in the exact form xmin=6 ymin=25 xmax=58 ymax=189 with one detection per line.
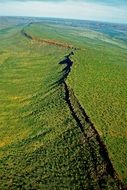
xmin=1 ymin=15 xmax=127 ymax=25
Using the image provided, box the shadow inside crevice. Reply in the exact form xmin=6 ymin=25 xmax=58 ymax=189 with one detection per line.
xmin=52 ymin=51 xmax=74 ymax=87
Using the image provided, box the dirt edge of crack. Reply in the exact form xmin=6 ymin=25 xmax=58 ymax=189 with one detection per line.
xmin=21 ymin=28 xmax=77 ymax=49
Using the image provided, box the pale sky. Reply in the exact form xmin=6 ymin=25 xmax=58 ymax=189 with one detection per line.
xmin=0 ymin=0 xmax=127 ymax=24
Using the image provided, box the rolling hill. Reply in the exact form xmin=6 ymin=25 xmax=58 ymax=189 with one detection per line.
xmin=0 ymin=17 xmax=127 ymax=190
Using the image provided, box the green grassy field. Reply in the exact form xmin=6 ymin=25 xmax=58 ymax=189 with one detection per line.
xmin=0 ymin=18 xmax=127 ymax=189
xmin=68 ymin=47 xmax=127 ymax=182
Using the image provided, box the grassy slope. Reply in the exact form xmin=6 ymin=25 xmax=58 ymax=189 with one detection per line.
xmin=68 ymin=47 xmax=127 ymax=183
xmin=25 ymin=23 xmax=127 ymax=49
xmin=0 ymin=26 xmax=88 ymax=189
xmin=25 ymin=23 xmax=127 ymax=183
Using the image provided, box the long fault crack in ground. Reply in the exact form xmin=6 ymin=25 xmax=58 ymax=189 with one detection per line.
xmin=22 ymin=29 xmax=126 ymax=189
xmin=57 ymin=52 xmax=127 ymax=190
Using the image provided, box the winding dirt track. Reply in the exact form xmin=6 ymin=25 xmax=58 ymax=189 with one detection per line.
xmin=22 ymin=28 xmax=127 ymax=190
